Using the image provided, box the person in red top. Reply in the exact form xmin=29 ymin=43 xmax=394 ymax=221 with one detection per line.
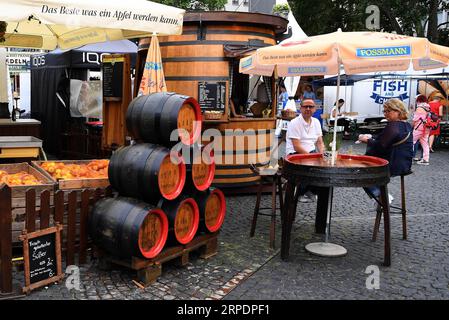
xmin=428 ymin=97 xmax=443 ymax=152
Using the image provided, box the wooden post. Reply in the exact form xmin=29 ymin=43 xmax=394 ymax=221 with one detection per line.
xmin=0 ymin=184 xmax=12 ymax=294
xmin=79 ymin=189 xmax=91 ymax=264
xmin=66 ymin=191 xmax=77 ymax=265
xmin=39 ymin=190 xmax=50 ymax=229
xmin=25 ymin=189 xmax=36 ymax=232
xmin=101 ymin=54 xmax=132 ymax=151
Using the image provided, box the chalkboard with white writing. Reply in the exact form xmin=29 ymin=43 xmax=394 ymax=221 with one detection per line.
xmin=20 ymin=225 xmax=64 ymax=294
xmin=102 ymin=59 xmax=124 ymax=99
xmin=198 ymin=81 xmax=226 ymax=111
xmin=28 ymin=232 xmax=57 ymax=284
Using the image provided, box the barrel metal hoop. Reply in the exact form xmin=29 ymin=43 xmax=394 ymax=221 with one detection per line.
xmin=143 ymin=145 xmax=170 ymax=203
xmin=119 ymin=203 xmax=146 ymax=256
xmin=152 ymin=93 xmax=175 ymax=143
xmin=135 ymin=95 xmax=151 ymax=139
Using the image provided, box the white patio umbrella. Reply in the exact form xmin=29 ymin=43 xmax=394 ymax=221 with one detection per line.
xmin=0 ymin=0 xmax=185 ymax=50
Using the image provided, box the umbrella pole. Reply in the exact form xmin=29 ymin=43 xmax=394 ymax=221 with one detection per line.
xmin=305 ymin=61 xmax=347 ymax=258
xmin=331 ymin=63 xmax=341 ymax=166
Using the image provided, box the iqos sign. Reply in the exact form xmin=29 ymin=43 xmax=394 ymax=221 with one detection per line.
xmin=82 ymin=52 xmax=110 ymax=65
xmin=31 ymin=55 xmax=46 ymax=67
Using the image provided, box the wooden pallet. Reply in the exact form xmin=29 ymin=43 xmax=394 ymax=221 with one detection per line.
xmin=96 ymin=232 xmax=219 ymax=286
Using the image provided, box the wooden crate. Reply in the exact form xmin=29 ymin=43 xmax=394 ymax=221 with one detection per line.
xmin=31 ymin=160 xmax=110 ymax=190
xmin=0 ymin=163 xmax=56 ymax=243
xmin=96 ymin=232 xmax=219 ymax=286
xmin=0 ymin=163 xmax=55 ymax=198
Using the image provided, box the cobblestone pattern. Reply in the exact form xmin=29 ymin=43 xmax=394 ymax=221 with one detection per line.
xmin=13 ymin=142 xmax=449 ymax=300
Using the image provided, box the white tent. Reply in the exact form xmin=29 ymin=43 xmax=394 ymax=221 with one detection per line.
xmin=240 ymin=1 xmax=307 ymax=110
xmin=277 ymin=0 xmax=307 ymax=111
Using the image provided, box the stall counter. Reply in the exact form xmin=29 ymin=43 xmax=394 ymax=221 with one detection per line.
xmin=0 ymin=119 xmax=41 ymax=138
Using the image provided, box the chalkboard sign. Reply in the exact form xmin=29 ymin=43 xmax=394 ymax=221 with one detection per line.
xmin=198 ymin=81 xmax=226 ymax=111
xmin=20 ymin=224 xmax=64 ymax=294
xmin=102 ymin=56 xmax=124 ymax=100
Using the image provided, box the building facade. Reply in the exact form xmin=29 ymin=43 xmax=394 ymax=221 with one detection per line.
xmin=224 ymin=0 xmax=249 ymax=12
xmin=225 ymin=0 xmax=276 ymax=14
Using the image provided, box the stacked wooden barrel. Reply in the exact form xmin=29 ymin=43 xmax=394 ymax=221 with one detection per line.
xmin=89 ymin=92 xmax=226 ymax=259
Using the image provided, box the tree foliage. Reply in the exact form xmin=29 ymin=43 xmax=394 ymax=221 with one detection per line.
xmin=152 ymin=0 xmax=227 ymax=11
xmin=288 ymin=0 xmax=449 ymax=45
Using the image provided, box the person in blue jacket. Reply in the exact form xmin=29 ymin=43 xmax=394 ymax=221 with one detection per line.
xmin=358 ymin=98 xmax=413 ymax=204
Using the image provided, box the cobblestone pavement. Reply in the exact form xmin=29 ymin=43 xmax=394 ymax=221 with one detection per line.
xmin=14 ymin=141 xmax=449 ymax=300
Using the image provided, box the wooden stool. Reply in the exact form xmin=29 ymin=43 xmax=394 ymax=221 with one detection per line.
xmin=249 ymin=164 xmax=284 ymax=249
xmin=373 ymin=170 xmax=412 ymax=241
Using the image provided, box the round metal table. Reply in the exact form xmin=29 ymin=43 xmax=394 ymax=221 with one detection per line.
xmin=281 ymin=153 xmax=392 ymax=266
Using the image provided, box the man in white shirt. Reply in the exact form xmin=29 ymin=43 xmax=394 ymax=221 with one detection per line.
xmin=285 ymin=99 xmax=325 ymax=202
xmin=286 ymin=99 xmax=325 ymax=156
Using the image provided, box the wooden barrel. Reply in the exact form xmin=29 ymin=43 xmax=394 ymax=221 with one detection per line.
xmin=195 ymin=188 xmax=226 ymax=233
xmin=88 ymin=197 xmax=169 ymax=259
xmin=126 ymin=92 xmax=202 ymax=146
xmin=136 ymin=13 xmax=286 ymax=105
xmin=283 ymin=153 xmax=390 ymax=188
xmin=158 ymin=197 xmax=200 ymax=244
xmin=208 ymin=122 xmax=276 ymax=188
xmin=182 ymin=144 xmax=215 ymax=192
xmin=108 ymin=143 xmax=186 ymax=204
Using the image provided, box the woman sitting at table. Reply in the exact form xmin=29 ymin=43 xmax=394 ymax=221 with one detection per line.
xmin=358 ymin=98 xmax=413 ymax=205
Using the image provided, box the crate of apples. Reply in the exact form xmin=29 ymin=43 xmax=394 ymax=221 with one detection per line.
xmin=39 ymin=160 xmax=109 ymax=180
xmin=0 ymin=170 xmax=43 ymax=186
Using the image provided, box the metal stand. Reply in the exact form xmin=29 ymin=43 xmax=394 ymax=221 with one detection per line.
xmin=305 ymin=187 xmax=347 ymax=257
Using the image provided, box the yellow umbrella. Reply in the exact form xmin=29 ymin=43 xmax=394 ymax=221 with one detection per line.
xmin=239 ymin=54 xmax=275 ymax=77
xmin=0 ymin=0 xmax=185 ymax=50
xmin=138 ymin=34 xmax=167 ymax=95
xmin=249 ymin=29 xmax=449 ymax=164
xmin=255 ymin=30 xmax=449 ymax=76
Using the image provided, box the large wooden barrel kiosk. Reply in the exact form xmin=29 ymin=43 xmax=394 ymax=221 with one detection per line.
xmin=88 ymin=197 xmax=169 ymax=259
xmin=135 ymin=12 xmax=289 ymax=190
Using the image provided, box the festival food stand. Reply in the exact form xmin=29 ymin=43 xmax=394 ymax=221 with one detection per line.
xmin=135 ymin=12 xmax=289 ymax=189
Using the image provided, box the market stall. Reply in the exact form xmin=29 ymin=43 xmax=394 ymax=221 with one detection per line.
xmin=30 ymin=40 xmax=137 ymax=158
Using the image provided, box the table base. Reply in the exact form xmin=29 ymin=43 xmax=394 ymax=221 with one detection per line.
xmin=305 ymin=242 xmax=347 ymax=257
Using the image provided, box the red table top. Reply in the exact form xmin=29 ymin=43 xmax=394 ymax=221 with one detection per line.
xmin=286 ymin=153 xmax=388 ymax=168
